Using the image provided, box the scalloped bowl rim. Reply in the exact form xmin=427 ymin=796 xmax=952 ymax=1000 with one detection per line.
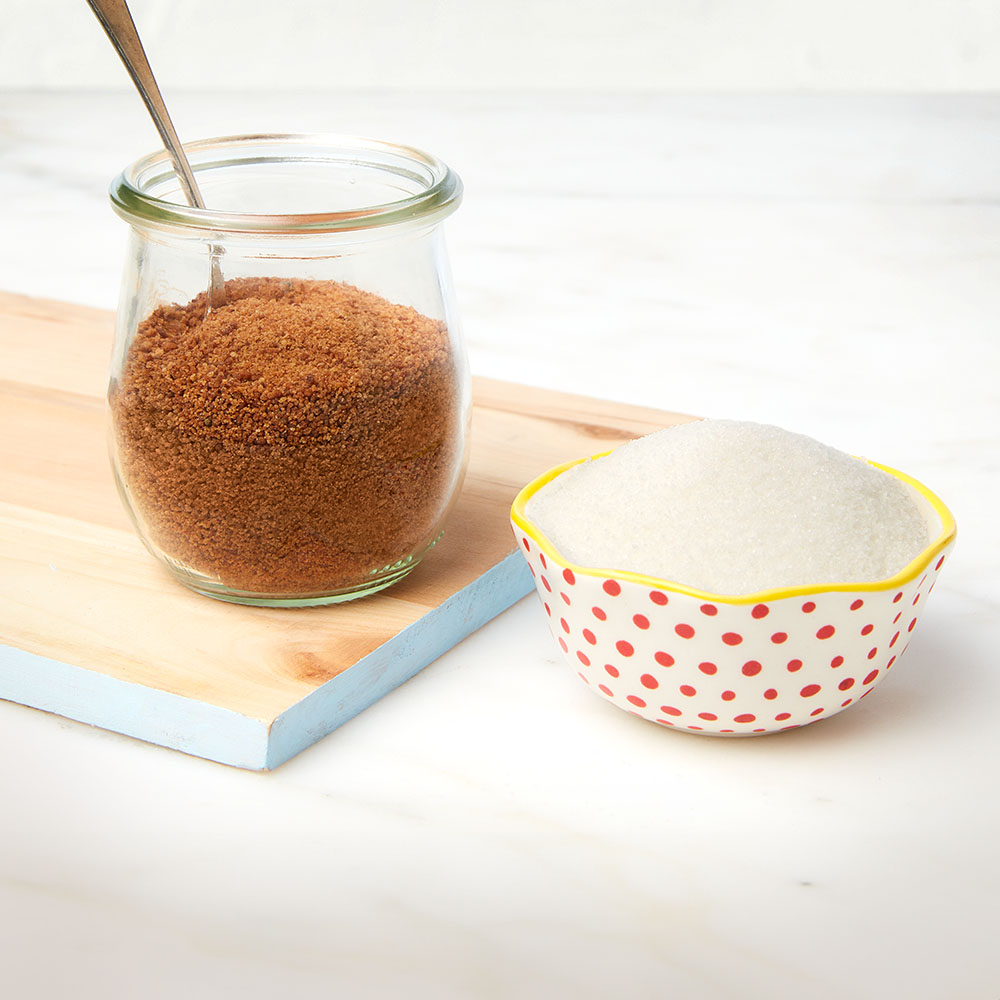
xmin=511 ymin=450 xmax=957 ymax=605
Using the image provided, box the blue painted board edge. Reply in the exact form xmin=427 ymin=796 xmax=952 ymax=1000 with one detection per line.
xmin=0 ymin=643 xmax=271 ymax=769
xmin=0 ymin=552 xmax=533 ymax=771
xmin=266 ymin=551 xmax=534 ymax=769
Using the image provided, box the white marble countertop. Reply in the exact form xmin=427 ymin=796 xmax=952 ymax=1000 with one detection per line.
xmin=1 ymin=91 xmax=998 ymax=998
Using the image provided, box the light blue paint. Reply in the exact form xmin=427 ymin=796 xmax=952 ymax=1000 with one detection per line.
xmin=0 ymin=552 xmax=533 ymax=770
xmin=0 ymin=644 xmax=270 ymax=769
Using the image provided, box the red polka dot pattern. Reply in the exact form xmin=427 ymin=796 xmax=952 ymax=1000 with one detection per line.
xmin=512 ymin=522 xmax=953 ymax=736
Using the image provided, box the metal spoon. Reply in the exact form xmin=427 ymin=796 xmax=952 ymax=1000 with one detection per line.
xmin=86 ymin=0 xmax=225 ymax=305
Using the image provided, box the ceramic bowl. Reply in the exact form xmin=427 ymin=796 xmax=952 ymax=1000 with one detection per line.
xmin=511 ymin=452 xmax=956 ymax=735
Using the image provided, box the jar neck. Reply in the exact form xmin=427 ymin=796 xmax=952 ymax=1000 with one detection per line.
xmin=111 ymin=133 xmax=462 ymax=239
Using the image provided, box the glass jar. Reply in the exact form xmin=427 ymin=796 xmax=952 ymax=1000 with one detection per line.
xmin=107 ymin=134 xmax=469 ymax=606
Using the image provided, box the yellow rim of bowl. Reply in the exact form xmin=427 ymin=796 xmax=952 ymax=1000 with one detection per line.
xmin=510 ymin=451 xmax=957 ymax=605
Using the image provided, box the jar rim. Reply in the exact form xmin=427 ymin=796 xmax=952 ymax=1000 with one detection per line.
xmin=110 ymin=132 xmax=463 ymax=235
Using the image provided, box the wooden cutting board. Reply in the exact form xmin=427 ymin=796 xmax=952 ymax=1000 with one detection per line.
xmin=0 ymin=291 xmax=691 ymax=769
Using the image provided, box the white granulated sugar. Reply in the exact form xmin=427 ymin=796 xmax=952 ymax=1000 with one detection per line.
xmin=524 ymin=420 xmax=931 ymax=595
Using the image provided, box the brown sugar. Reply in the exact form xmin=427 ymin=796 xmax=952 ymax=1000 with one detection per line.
xmin=109 ymin=276 xmax=464 ymax=597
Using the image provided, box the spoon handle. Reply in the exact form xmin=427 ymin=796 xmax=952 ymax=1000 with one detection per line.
xmin=85 ymin=0 xmax=206 ymax=210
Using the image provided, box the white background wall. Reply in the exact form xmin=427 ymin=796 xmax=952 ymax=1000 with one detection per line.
xmin=3 ymin=0 xmax=1000 ymax=92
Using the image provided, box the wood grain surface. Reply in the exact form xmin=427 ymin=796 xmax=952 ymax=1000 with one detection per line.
xmin=0 ymin=290 xmax=692 ymax=766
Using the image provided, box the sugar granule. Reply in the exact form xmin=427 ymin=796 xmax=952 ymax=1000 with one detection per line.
xmin=524 ymin=420 xmax=932 ymax=595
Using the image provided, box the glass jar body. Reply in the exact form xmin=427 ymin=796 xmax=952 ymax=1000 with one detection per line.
xmin=107 ymin=136 xmax=469 ymax=606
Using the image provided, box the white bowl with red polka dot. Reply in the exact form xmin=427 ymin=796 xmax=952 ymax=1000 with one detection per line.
xmin=511 ymin=454 xmax=956 ymax=736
